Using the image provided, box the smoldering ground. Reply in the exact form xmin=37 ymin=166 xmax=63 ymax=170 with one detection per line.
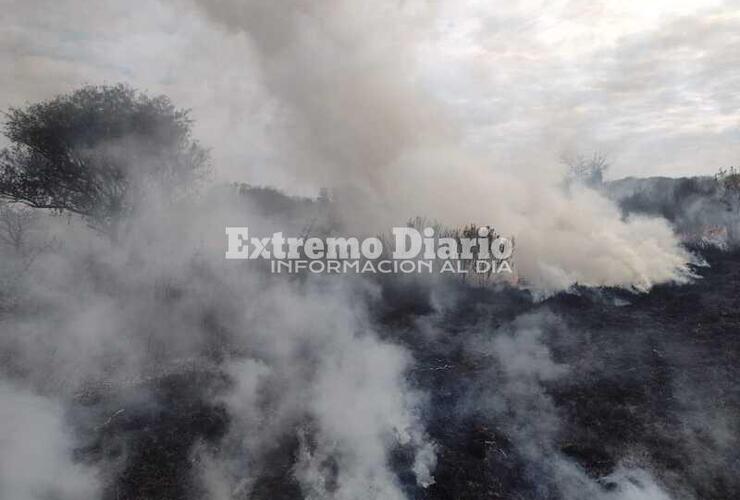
xmin=0 ymin=1 xmax=739 ymax=499
xmin=0 ymin=185 xmax=738 ymax=500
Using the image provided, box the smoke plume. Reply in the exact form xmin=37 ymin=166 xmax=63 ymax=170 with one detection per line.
xmin=188 ymin=0 xmax=691 ymax=292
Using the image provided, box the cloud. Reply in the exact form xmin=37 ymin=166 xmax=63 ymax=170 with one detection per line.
xmin=429 ymin=0 xmax=740 ymax=178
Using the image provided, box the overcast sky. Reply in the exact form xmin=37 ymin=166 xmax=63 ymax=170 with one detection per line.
xmin=2 ymin=0 xmax=739 ymax=189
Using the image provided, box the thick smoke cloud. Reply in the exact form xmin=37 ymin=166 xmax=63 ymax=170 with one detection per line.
xmin=188 ymin=0 xmax=443 ymax=191
xmin=0 ymin=193 xmax=437 ymax=499
xmin=188 ymin=0 xmax=691 ymax=292
xmin=199 ymin=278 xmax=435 ymax=499
xmin=1 ymin=2 xmax=736 ymax=500
xmin=0 ymin=382 xmax=101 ymax=500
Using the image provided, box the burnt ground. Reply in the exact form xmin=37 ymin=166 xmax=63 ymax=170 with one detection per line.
xmin=395 ymin=246 xmax=740 ymax=500
xmin=79 ymin=247 xmax=740 ymax=499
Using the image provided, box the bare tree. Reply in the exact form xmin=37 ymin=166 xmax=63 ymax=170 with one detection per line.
xmin=562 ymin=151 xmax=609 ymax=187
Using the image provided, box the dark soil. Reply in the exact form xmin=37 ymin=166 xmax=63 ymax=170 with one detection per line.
xmin=79 ymin=247 xmax=740 ymax=499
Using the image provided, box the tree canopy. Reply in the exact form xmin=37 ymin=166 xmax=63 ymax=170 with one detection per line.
xmin=0 ymin=84 xmax=209 ymax=232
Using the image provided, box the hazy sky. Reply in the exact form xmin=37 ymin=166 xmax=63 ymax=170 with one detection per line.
xmin=2 ymin=0 xmax=739 ymax=189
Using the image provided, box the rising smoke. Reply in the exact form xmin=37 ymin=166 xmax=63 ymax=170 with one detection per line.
xmin=188 ymin=0 xmax=692 ymax=292
xmin=1 ymin=1 xmax=736 ymax=500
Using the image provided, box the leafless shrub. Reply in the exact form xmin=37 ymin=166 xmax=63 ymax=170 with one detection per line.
xmin=562 ymin=152 xmax=609 ymax=188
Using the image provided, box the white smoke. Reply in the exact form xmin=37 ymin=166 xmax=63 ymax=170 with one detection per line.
xmin=201 ymin=278 xmax=435 ymax=499
xmin=459 ymin=310 xmax=677 ymax=500
xmin=0 ymin=2 xmax=724 ymax=499
xmin=188 ymin=0 xmax=692 ymax=292
xmin=0 ymin=194 xmax=437 ymax=499
xmin=0 ymin=382 xmax=101 ymax=500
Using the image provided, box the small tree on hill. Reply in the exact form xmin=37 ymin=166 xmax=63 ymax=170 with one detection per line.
xmin=0 ymin=84 xmax=209 ymax=234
